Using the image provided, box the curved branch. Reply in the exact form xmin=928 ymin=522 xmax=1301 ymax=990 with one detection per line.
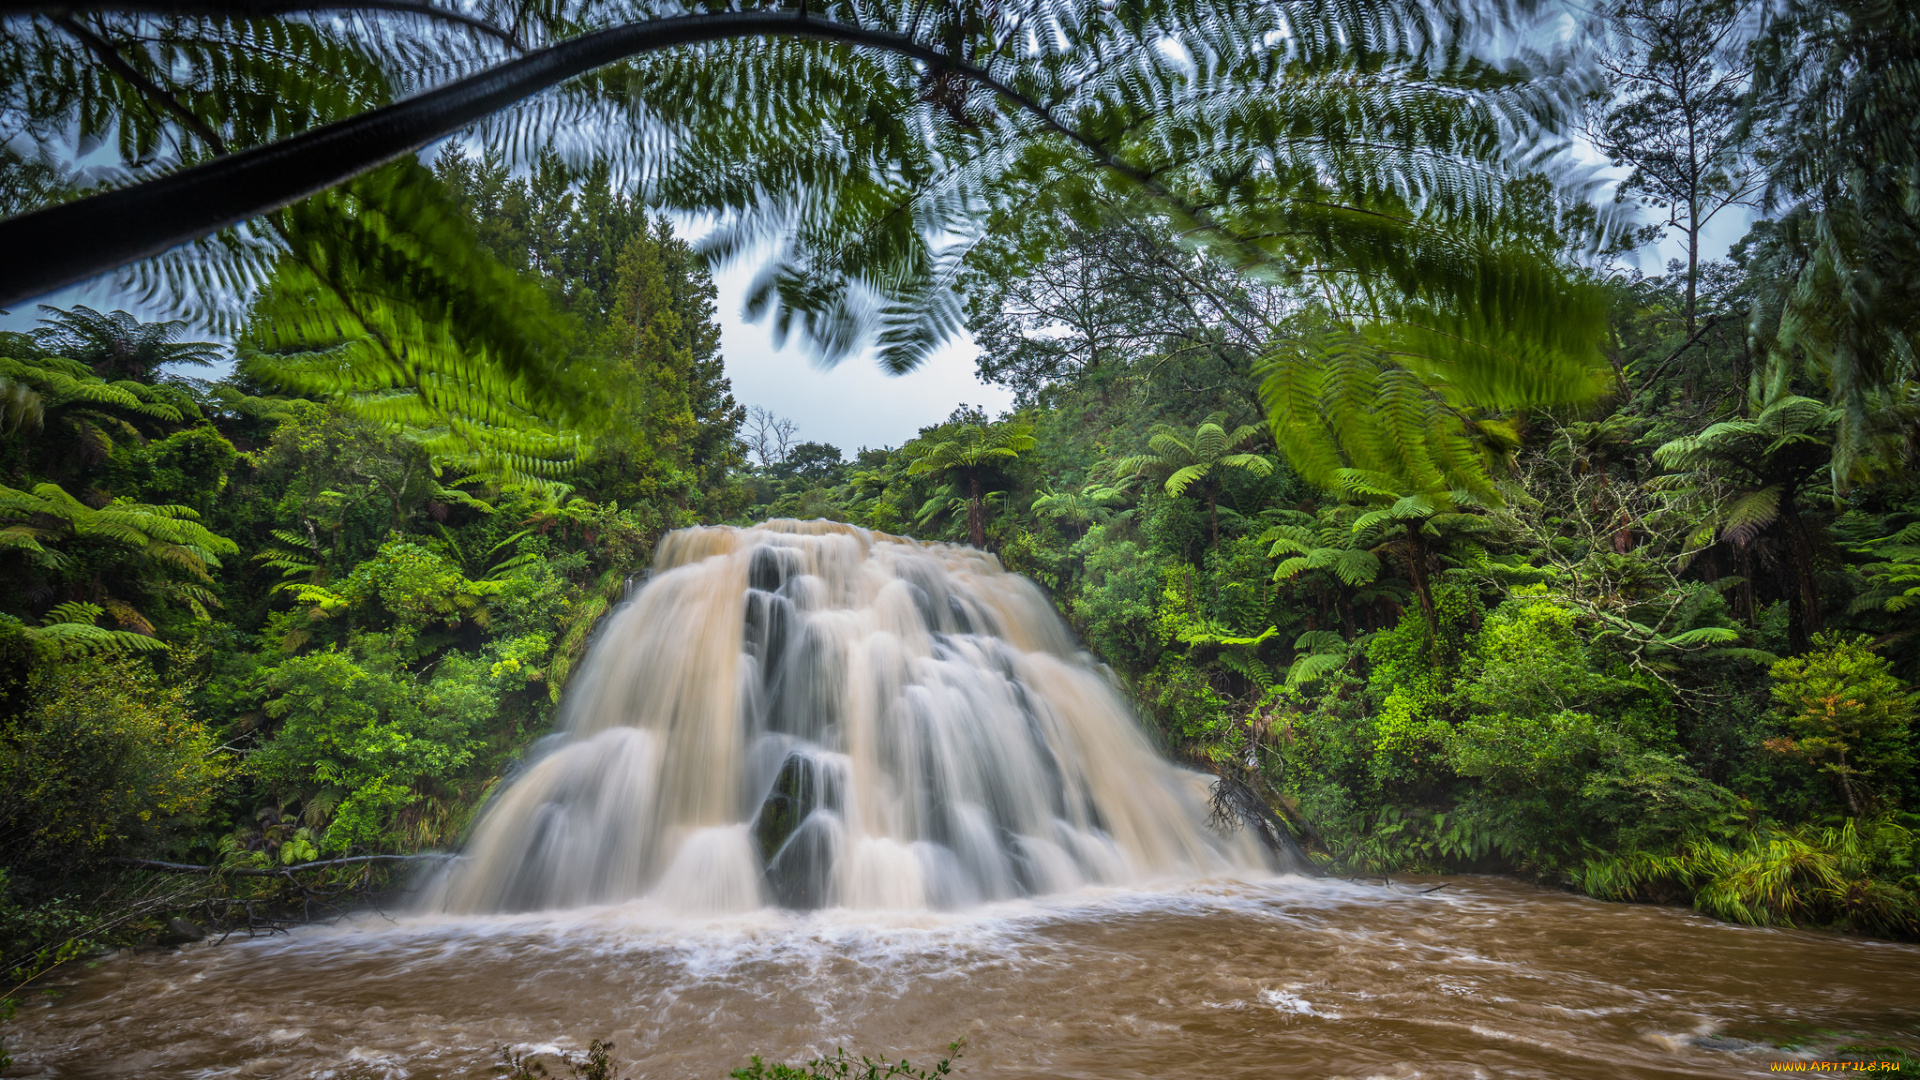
xmin=7 ymin=0 xmax=522 ymax=48
xmin=0 ymin=10 xmax=1053 ymax=308
xmin=0 ymin=7 xmax=1277 ymax=314
xmin=55 ymin=14 xmax=230 ymax=154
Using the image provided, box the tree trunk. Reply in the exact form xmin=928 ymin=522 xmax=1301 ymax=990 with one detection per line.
xmin=1404 ymin=527 xmax=1437 ymax=641
xmin=1209 ymin=489 xmax=1220 ymax=552
xmin=1838 ymin=749 xmax=1863 ymax=818
xmin=968 ymin=473 xmax=985 ymax=550
xmin=1685 ymin=220 xmax=1701 ymax=337
xmin=1782 ymin=495 xmax=1823 ymax=654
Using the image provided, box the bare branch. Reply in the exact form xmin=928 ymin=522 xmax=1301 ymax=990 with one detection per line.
xmin=114 ymin=852 xmax=455 ymax=875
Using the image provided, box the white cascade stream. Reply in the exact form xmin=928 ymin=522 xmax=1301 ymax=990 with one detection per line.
xmin=421 ymin=519 xmax=1266 ymax=913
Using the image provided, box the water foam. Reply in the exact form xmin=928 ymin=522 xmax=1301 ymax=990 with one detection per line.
xmin=420 ymin=520 xmax=1267 ymax=914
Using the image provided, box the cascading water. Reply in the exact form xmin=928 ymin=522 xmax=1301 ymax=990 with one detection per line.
xmin=21 ymin=522 xmax=1911 ymax=1079
xmin=422 ymin=519 xmax=1266 ymax=914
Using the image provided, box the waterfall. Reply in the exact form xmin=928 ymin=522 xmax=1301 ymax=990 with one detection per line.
xmin=422 ymin=520 xmax=1266 ymax=914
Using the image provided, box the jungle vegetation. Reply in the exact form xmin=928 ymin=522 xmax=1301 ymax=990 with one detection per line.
xmin=0 ymin=0 xmax=1916 ymax=1035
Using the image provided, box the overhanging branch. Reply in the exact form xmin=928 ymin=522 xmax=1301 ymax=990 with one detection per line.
xmin=5 ymin=0 xmax=522 ymax=47
xmin=0 ymin=5 xmax=1285 ymax=316
xmin=0 ymin=9 xmax=1061 ymax=309
xmin=115 ymin=853 xmax=456 ymax=875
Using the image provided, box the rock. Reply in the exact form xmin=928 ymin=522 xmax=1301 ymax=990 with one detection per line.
xmin=161 ymin=917 xmax=206 ymax=945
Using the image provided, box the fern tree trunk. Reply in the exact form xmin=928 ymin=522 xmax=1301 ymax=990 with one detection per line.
xmin=968 ymin=473 xmax=986 ymax=550
xmin=1403 ymin=526 xmax=1437 ymax=641
xmin=1782 ymin=494 xmax=1823 ymax=655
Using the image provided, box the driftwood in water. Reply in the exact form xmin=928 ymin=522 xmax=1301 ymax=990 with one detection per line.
xmin=108 ymin=853 xmax=457 ymax=943
xmin=1208 ymin=774 xmax=1320 ymax=874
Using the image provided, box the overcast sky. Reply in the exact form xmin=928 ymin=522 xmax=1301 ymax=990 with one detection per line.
xmin=701 ymin=260 xmax=1013 ymax=454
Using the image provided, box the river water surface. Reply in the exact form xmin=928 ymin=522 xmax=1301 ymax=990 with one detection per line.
xmin=9 ymin=874 xmax=1917 ymax=1079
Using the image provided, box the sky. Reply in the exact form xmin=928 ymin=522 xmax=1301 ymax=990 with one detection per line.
xmin=701 ymin=261 xmax=1013 ymax=455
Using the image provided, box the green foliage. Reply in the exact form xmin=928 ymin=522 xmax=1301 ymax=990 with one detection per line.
xmin=33 ymin=305 xmax=223 ymax=382
xmin=0 ymin=481 xmax=236 ymax=590
xmin=1067 ymin=531 xmax=1167 ymax=672
xmin=730 ymin=1042 xmax=964 ymax=1080
xmin=1577 ymin=816 xmax=1920 ymax=937
xmin=1257 ymin=317 xmax=1590 ymax=510
xmin=0 ymin=349 xmax=203 ymax=483
xmin=1767 ymin=634 xmax=1917 ymax=815
xmin=245 ymin=646 xmax=492 ymax=850
xmin=0 ymin=603 xmax=168 ymax=662
xmin=239 ymin=161 xmax=602 ymax=491
xmin=0 ymin=652 xmax=225 ymax=870
xmin=1113 ymin=415 xmax=1271 ymax=551
xmin=4 ymin=0 xmax=1920 ymax=959
xmin=1743 ymin=0 xmax=1920 ymax=483
xmin=907 ymin=419 xmax=1037 ymax=549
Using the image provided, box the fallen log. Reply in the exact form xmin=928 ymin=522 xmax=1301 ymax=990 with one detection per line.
xmin=114 ymin=853 xmax=456 ymax=876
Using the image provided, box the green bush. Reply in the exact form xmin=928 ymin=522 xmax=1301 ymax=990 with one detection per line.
xmin=1577 ymin=817 xmax=1920 ymax=937
xmin=246 ymin=646 xmax=493 ymax=849
xmin=731 ymin=1043 xmax=964 ymax=1080
xmin=0 ymin=652 xmax=225 ymax=870
xmin=1766 ymin=633 xmax=1917 ymax=815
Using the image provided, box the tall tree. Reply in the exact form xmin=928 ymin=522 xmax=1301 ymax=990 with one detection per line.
xmin=585 ymin=216 xmax=744 ymax=513
xmin=907 ymin=420 xmax=1037 ymax=550
xmin=965 ymin=219 xmax=1283 ymax=410
xmin=1743 ymin=0 xmax=1920 ymax=483
xmin=1113 ymin=416 xmax=1273 ymax=553
xmin=3 ymin=0 xmax=1613 ymax=466
xmin=1588 ymin=0 xmax=1763 ymax=337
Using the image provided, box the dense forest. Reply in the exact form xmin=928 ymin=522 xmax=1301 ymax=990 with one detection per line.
xmin=1 ymin=0 xmax=1917 ymax=1038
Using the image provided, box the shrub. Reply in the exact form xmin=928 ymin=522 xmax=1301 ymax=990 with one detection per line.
xmin=247 ymin=647 xmax=491 ymax=849
xmin=731 ymin=1043 xmax=965 ymax=1080
xmin=1767 ymin=634 xmax=1917 ymax=815
xmin=0 ymin=653 xmax=225 ymax=871
xmin=1575 ymin=816 xmax=1920 ymax=938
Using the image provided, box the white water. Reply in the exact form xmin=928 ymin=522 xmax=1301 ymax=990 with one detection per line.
xmin=421 ymin=519 xmax=1265 ymax=914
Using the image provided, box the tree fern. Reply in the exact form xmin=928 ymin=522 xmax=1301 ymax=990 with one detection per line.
xmin=1743 ymin=0 xmax=1920 ymax=485
xmin=4 ymin=0 xmax=1609 ymax=440
xmin=32 ymin=305 xmax=222 ymax=381
xmin=906 ymin=418 xmax=1036 ymax=549
xmin=238 ymin=160 xmax=605 ymax=490
xmin=1 ymin=603 xmax=170 ymax=659
xmin=1256 ymin=319 xmax=1536 ymax=507
xmin=0 ymin=482 xmax=238 ymax=589
xmin=1113 ymin=414 xmax=1272 ymax=550
xmin=1649 ymin=394 xmax=1836 ymax=650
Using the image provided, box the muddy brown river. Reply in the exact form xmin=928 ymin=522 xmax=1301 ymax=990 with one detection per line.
xmin=7 ymin=874 xmax=1917 ymax=1079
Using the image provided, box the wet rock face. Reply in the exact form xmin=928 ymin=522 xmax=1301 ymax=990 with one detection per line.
xmin=159 ymin=917 xmax=205 ymax=945
xmin=421 ymin=519 xmax=1260 ymax=916
xmin=754 ymin=753 xmax=843 ymax=909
